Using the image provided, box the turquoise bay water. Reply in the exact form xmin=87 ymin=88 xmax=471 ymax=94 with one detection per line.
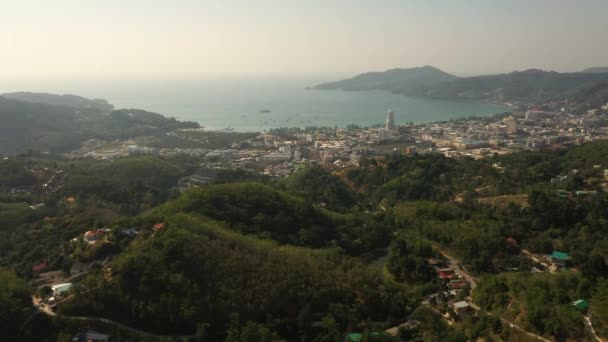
xmin=2 ymin=79 xmax=508 ymax=131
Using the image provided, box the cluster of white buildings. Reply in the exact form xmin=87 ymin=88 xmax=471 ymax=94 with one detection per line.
xmin=65 ymin=102 xmax=608 ymax=176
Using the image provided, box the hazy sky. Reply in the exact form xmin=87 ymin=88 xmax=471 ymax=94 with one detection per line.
xmin=3 ymin=0 xmax=608 ymax=79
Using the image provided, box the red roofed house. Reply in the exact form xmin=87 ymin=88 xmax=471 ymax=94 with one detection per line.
xmin=438 ymin=268 xmax=455 ymax=280
xmin=153 ymin=223 xmax=166 ymax=232
xmin=448 ymin=280 xmax=468 ymax=290
xmin=32 ymin=262 xmax=48 ymax=273
xmin=84 ymin=229 xmax=104 ymax=245
xmin=506 ymin=237 xmax=518 ymax=247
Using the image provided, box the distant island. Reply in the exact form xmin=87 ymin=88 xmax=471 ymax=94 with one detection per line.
xmin=315 ymin=66 xmax=608 ymax=108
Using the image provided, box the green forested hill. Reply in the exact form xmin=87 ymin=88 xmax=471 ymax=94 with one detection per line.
xmin=156 ymin=182 xmax=389 ymax=253
xmin=0 ymin=97 xmax=87 ymax=154
xmin=277 ymin=165 xmax=358 ymax=212
xmin=60 ymin=156 xmax=197 ymax=214
xmin=6 ymin=142 xmax=608 ymax=341
xmin=0 ymin=268 xmax=32 ymax=341
xmin=0 ymin=95 xmax=199 ymax=154
xmin=2 ymin=92 xmax=114 ymax=111
xmin=62 ymin=213 xmax=411 ymax=338
xmin=0 ymin=158 xmax=36 ymax=190
xmin=473 ymin=273 xmax=589 ymax=340
xmin=563 ymin=140 xmax=608 ymax=170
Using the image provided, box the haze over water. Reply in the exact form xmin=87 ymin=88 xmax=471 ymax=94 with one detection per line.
xmin=1 ymin=79 xmax=509 ymax=132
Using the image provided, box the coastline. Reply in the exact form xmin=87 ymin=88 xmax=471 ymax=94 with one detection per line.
xmin=311 ymin=86 xmax=518 ymax=112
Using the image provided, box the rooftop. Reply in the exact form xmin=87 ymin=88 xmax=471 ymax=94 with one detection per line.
xmin=453 ymin=301 xmax=470 ymax=309
xmin=52 ymin=283 xmax=73 ymax=295
xmin=573 ymin=299 xmax=589 ymax=310
xmin=346 ymin=333 xmax=363 ymax=342
xmin=32 ymin=262 xmax=48 ymax=272
xmin=551 ymin=251 xmax=569 ymax=261
xmin=153 ymin=223 xmax=166 ymax=231
xmin=72 ymin=331 xmax=111 ymax=342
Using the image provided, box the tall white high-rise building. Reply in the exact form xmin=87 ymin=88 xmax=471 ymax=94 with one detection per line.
xmin=385 ymin=110 xmax=395 ymax=131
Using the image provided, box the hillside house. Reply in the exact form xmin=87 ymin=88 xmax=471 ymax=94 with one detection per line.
xmin=573 ymin=299 xmax=589 ymax=312
xmin=84 ymin=230 xmax=104 ymax=245
xmin=551 ymin=251 xmax=569 ymax=268
xmin=152 ymin=223 xmax=166 ymax=232
xmin=450 ymin=301 xmax=472 ymax=317
xmin=437 ymin=268 xmax=455 ymax=280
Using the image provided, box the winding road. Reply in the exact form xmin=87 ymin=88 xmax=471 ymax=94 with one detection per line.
xmin=19 ymin=299 xmax=203 ymax=342
xmin=434 ymin=246 xmax=552 ymax=342
xmin=585 ymin=315 xmax=603 ymax=342
xmin=435 ymin=248 xmax=477 ymax=289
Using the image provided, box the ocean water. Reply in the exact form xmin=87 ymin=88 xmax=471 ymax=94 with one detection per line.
xmin=2 ymin=78 xmax=509 ymax=132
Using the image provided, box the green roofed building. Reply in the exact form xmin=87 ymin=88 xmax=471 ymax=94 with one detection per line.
xmin=551 ymin=251 xmax=569 ymax=260
xmin=551 ymin=251 xmax=569 ymax=267
xmin=346 ymin=333 xmax=363 ymax=342
xmin=573 ymin=299 xmax=589 ymax=311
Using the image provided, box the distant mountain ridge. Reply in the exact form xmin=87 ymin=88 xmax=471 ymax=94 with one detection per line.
xmin=422 ymin=69 xmax=608 ymax=106
xmin=315 ymin=66 xmax=608 ymax=108
xmin=315 ymin=66 xmax=458 ymax=93
xmin=581 ymin=67 xmax=608 ymax=74
xmin=2 ymin=92 xmax=114 ymax=112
